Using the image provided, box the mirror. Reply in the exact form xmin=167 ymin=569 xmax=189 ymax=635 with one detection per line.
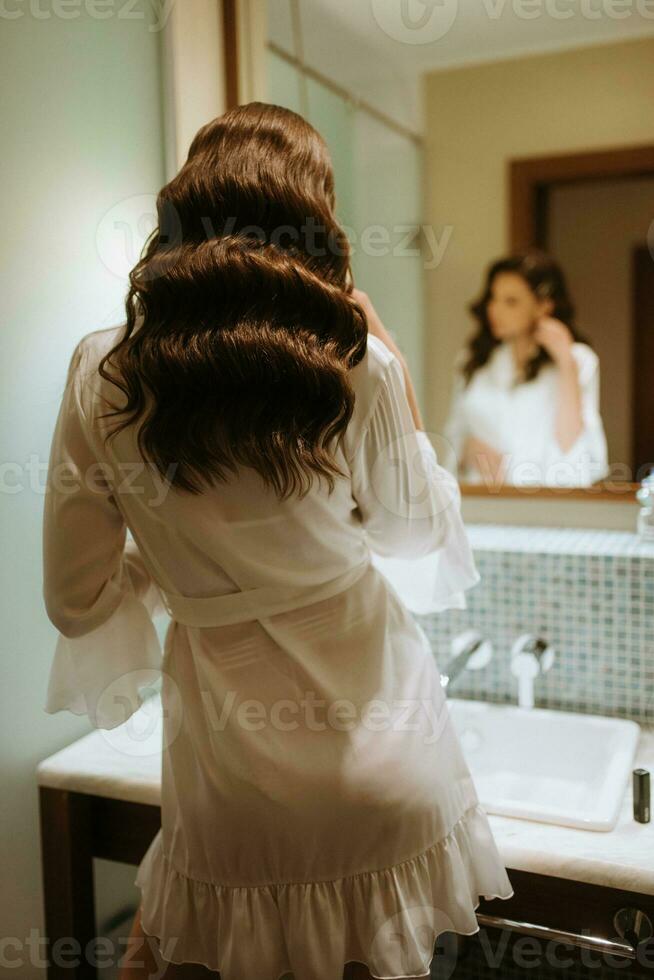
xmin=265 ymin=2 xmax=654 ymax=498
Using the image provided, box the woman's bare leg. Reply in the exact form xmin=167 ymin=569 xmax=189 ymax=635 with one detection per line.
xmin=118 ymin=905 xmax=161 ymax=980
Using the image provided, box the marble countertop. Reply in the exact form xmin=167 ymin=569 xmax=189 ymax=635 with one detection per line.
xmin=36 ymin=696 xmax=654 ymax=896
xmin=466 ymin=523 xmax=654 ymax=558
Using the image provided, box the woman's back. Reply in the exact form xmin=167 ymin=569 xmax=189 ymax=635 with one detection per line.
xmin=47 ymin=323 xmax=451 ymax=617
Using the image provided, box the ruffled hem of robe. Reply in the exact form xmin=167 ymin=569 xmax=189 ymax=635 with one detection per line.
xmin=134 ymin=800 xmax=514 ymax=980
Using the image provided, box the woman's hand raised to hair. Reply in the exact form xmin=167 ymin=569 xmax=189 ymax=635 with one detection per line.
xmin=350 ymin=287 xmax=424 ymax=431
xmin=533 ymin=315 xmax=574 ymax=366
xmin=351 ymin=288 xmax=404 ymax=363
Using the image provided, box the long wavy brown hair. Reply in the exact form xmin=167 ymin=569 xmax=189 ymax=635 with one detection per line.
xmin=96 ymin=102 xmax=368 ymax=499
xmin=460 ymin=250 xmax=591 ymax=386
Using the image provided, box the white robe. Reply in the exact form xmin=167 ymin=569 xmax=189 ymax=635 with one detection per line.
xmin=42 ymin=325 xmax=513 ymax=980
xmin=443 ymin=341 xmax=610 ymax=488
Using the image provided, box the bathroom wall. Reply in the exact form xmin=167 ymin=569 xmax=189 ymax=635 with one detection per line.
xmin=418 ymin=526 xmax=654 ymax=726
xmin=0 ymin=8 xmax=165 ymax=977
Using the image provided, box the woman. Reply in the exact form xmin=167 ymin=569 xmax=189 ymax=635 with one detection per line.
xmin=443 ymin=250 xmax=609 ymax=488
xmin=42 ymin=102 xmax=513 ymax=980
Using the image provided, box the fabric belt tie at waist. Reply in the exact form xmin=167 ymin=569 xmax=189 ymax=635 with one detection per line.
xmin=159 ymin=559 xmax=372 ymax=628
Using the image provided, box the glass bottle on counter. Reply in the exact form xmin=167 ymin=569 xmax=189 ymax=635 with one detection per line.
xmin=636 ymin=471 xmax=654 ymax=542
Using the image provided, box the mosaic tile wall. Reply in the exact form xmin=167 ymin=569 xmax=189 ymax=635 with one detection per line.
xmin=415 ymin=525 xmax=654 ymax=725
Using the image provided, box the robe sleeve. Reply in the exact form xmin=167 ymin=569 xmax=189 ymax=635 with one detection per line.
xmin=42 ymin=337 xmax=168 ymax=730
xmin=540 ymin=343 xmax=610 ymax=487
xmin=442 ymin=351 xmax=470 ymax=479
xmin=347 ymin=350 xmax=480 ymax=614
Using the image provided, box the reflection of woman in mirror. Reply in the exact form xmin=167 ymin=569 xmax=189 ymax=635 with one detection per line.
xmin=443 ymin=250 xmax=609 ymax=488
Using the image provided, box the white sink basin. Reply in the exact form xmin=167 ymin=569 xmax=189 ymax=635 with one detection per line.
xmin=446 ymin=697 xmax=640 ymax=831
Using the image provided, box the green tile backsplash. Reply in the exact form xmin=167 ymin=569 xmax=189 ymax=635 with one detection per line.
xmin=415 ymin=527 xmax=654 ymax=725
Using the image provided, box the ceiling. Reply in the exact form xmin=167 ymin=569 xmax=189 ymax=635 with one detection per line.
xmin=268 ymin=0 xmax=654 ymax=133
xmin=307 ymin=0 xmax=654 ymax=72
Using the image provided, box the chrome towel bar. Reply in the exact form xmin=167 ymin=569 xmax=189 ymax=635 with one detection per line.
xmin=475 ymin=913 xmax=638 ymax=961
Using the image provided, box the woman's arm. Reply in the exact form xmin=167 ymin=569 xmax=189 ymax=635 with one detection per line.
xmin=441 ymin=359 xmax=469 ymax=478
xmin=351 ymin=288 xmax=424 ymax=430
xmin=533 ymin=321 xmax=609 ymax=485
xmin=42 ymin=336 xmax=165 ymax=728
xmin=553 ymin=354 xmax=583 ymax=454
xmin=344 ymin=334 xmax=480 ymax=607
xmin=533 ymin=316 xmax=583 ymax=454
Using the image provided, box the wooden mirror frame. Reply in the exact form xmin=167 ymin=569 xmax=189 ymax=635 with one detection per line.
xmin=461 ymin=143 xmax=654 ymax=501
xmin=222 ymin=0 xmax=239 ymax=110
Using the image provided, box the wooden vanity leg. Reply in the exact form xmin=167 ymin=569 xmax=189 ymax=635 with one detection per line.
xmin=39 ymin=787 xmax=98 ymax=980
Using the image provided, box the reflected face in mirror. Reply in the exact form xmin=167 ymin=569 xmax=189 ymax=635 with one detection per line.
xmin=443 ymin=250 xmax=611 ymax=491
xmin=486 ymin=272 xmax=552 ymax=345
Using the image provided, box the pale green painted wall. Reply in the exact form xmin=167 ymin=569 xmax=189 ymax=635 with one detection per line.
xmin=0 ymin=8 xmax=165 ymax=974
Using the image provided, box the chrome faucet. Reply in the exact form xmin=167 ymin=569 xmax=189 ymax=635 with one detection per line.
xmin=440 ymin=629 xmax=493 ymax=691
xmin=510 ymin=633 xmax=555 ymax=709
